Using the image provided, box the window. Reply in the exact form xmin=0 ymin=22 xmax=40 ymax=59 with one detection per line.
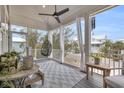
xmin=64 ymin=21 xmax=81 ymax=67
xmin=11 ymin=25 xmax=27 ymax=56
xmin=12 ymin=33 xmax=27 ymax=56
xmin=11 ymin=25 xmax=27 ymax=33
xmin=28 ymin=28 xmax=48 ymax=59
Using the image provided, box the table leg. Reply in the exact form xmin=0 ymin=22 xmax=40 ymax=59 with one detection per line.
xmin=86 ymin=66 xmax=89 ymax=80
xmin=103 ymin=70 xmax=106 ymax=88
xmin=19 ymin=77 xmax=27 ymax=88
xmin=91 ymin=67 xmax=93 ymax=76
xmin=105 ymin=69 xmax=111 ymax=88
xmin=106 ymin=70 xmax=111 ymax=76
xmin=103 ymin=70 xmax=111 ymax=88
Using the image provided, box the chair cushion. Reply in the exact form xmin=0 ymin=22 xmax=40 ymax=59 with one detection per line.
xmin=105 ymin=76 xmax=124 ymax=88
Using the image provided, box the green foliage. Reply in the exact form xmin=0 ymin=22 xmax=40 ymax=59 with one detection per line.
xmin=0 ymin=51 xmax=19 ymax=60
xmin=52 ymin=27 xmax=80 ymax=56
xmin=112 ymin=41 xmax=124 ymax=51
xmin=90 ymin=53 xmax=100 ymax=59
xmin=53 ymin=31 xmax=60 ymax=49
xmin=0 ymin=80 xmax=15 ymax=88
xmin=72 ymin=41 xmax=80 ymax=53
xmin=100 ymin=40 xmax=113 ymax=54
xmin=28 ymin=28 xmax=48 ymax=57
xmin=64 ymin=27 xmax=80 ymax=56
xmin=10 ymin=51 xmax=20 ymax=57
xmin=28 ymin=28 xmax=40 ymax=49
xmin=90 ymin=53 xmax=100 ymax=64
xmin=0 ymin=51 xmax=19 ymax=76
xmin=100 ymin=40 xmax=124 ymax=59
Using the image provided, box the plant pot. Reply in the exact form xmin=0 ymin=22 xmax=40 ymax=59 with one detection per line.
xmin=94 ymin=58 xmax=100 ymax=65
xmin=23 ymin=56 xmax=33 ymax=70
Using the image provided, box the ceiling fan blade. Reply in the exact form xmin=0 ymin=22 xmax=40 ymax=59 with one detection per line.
xmin=56 ymin=8 xmax=69 ymax=16
xmin=38 ymin=13 xmax=53 ymax=16
xmin=54 ymin=16 xmax=61 ymax=23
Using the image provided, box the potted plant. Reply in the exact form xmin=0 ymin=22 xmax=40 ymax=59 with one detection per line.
xmin=0 ymin=51 xmax=20 ymax=75
xmin=91 ymin=54 xmax=100 ymax=65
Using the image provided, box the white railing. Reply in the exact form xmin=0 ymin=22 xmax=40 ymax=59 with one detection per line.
xmin=29 ymin=49 xmax=61 ymax=60
xmin=64 ymin=50 xmax=81 ymax=67
xmin=29 ymin=49 xmax=48 ymax=60
xmin=90 ymin=53 xmax=124 ymax=76
xmin=53 ymin=49 xmax=61 ymax=60
xmin=29 ymin=49 xmax=124 ymax=76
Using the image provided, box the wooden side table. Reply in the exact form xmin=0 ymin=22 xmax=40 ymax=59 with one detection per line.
xmin=86 ymin=63 xmax=111 ymax=88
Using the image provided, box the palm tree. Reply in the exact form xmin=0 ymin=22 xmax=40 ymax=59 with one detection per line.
xmin=53 ymin=31 xmax=60 ymax=49
xmin=100 ymin=40 xmax=113 ymax=54
xmin=28 ymin=28 xmax=43 ymax=57
xmin=64 ymin=27 xmax=74 ymax=56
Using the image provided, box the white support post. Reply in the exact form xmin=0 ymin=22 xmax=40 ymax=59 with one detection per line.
xmin=26 ymin=30 xmax=29 ymax=56
xmin=7 ymin=5 xmax=12 ymax=52
xmin=1 ymin=5 xmax=9 ymax=53
xmin=84 ymin=14 xmax=91 ymax=70
xmin=48 ymin=31 xmax=53 ymax=58
xmin=34 ymin=47 xmax=37 ymax=59
xmin=60 ymin=26 xmax=64 ymax=64
xmin=76 ymin=18 xmax=85 ymax=71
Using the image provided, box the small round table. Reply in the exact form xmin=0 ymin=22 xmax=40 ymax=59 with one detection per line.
xmin=0 ymin=64 xmax=39 ymax=88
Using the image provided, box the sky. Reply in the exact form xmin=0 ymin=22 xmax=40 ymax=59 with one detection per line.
xmin=93 ymin=5 xmax=124 ymax=41
xmin=65 ymin=6 xmax=124 ymax=42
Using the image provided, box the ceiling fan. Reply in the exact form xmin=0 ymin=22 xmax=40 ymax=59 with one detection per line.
xmin=38 ymin=5 xmax=69 ymax=23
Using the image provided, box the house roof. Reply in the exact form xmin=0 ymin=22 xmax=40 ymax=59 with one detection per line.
xmin=91 ymin=41 xmax=103 ymax=45
xmin=92 ymin=35 xmax=107 ymax=40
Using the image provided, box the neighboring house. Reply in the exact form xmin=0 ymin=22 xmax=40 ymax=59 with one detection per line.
xmin=91 ymin=35 xmax=107 ymax=53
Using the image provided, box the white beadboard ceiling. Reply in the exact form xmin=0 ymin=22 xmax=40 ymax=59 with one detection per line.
xmin=1 ymin=5 xmax=115 ymax=30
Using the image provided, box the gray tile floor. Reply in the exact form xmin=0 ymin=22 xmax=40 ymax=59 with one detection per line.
xmin=33 ymin=59 xmax=103 ymax=88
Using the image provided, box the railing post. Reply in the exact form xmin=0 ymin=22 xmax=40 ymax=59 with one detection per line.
xmin=34 ymin=48 xmax=37 ymax=60
xmin=122 ymin=55 xmax=124 ymax=75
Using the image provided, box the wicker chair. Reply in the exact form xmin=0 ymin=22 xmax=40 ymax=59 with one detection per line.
xmin=24 ymin=70 xmax=44 ymax=88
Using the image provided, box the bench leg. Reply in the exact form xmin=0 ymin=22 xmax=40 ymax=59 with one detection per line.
xmin=26 ymin=85 xmax=32 ymax=88
xmin=41 ymin=73 xmax=44 ymax=85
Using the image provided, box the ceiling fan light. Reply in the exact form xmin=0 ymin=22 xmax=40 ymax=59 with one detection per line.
xmin=42 ymin=5 xmax=46 ymax=8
